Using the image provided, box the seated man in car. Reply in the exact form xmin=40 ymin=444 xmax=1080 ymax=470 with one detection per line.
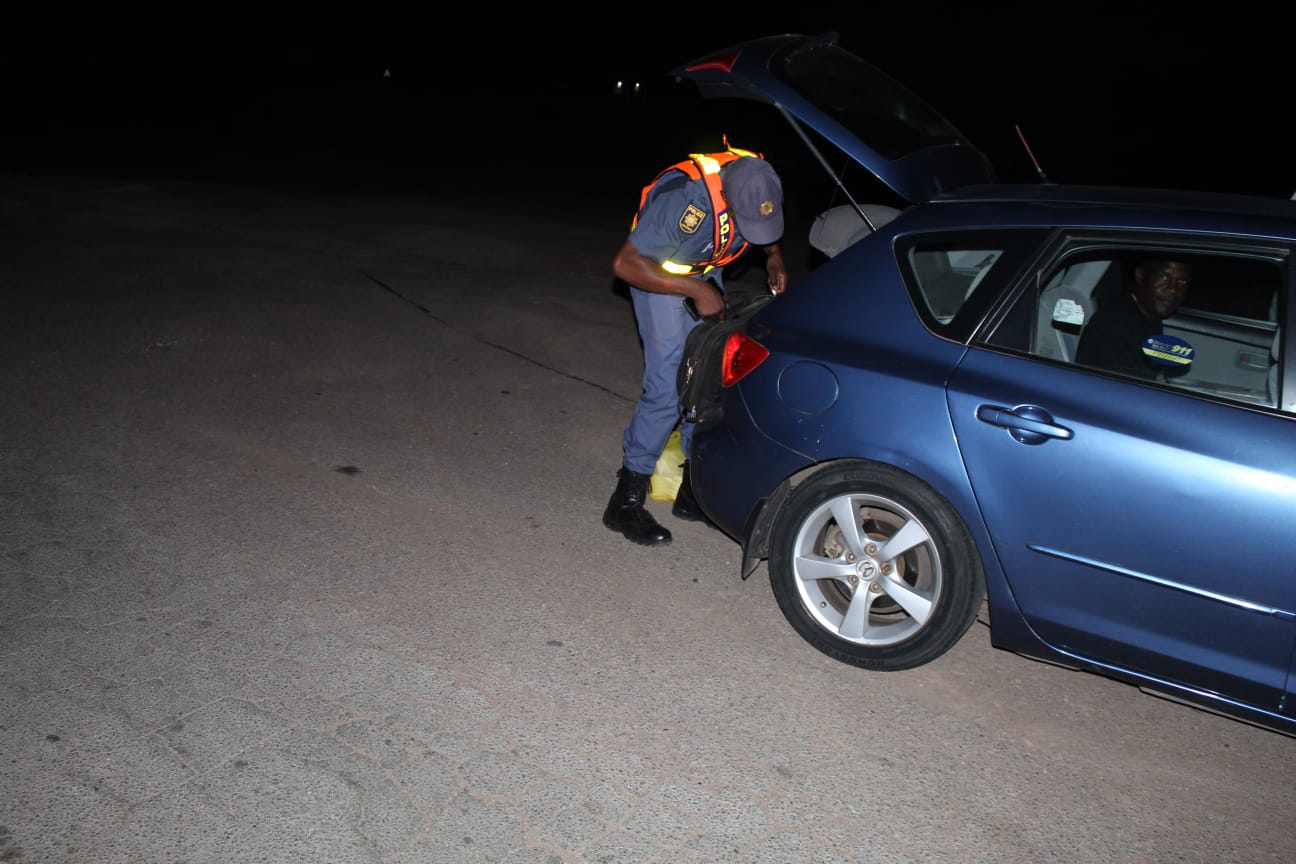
xmin=1075 ymin=258 xmax=1192 ymax=380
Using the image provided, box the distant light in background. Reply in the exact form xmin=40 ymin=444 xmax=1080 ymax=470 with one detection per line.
xmin=613 ymin=80 xmax=644 ymax=100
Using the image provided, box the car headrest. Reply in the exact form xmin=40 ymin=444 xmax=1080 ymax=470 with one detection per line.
xmin=810 ymin=204 xmax=902 ymax=258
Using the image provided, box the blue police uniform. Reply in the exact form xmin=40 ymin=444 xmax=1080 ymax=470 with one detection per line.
xmin=620 ymin=169 xmax=747 ymax=476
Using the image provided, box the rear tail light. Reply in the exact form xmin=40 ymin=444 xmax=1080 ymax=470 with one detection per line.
xmin=721 ymin=331 xmax=769 ymax=386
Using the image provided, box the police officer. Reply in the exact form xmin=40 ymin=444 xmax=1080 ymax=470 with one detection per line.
xmin=603 ymin=146 xmax=789 ymax=546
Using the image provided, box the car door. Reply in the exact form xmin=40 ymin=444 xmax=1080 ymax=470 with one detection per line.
xmin=945 ymin=277 xmax=1296 ymax=716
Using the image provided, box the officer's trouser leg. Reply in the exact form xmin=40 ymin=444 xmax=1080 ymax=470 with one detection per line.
xmin=604 ymin=288 xmax=699 ymax=546
xmin=621 ymin=287 xmax=698 ymax=474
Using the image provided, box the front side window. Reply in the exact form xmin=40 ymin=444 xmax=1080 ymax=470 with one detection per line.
xmin=985 ymin=240 xmax=1285 ymax=409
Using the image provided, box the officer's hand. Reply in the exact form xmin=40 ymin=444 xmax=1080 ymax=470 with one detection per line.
xmin=766 ymin=250 xmax=789 ymax=296
xmin=768 ymin=270 xmax=788 ymax=295
xmin=691 ymin=284 xmax=726 ymax=320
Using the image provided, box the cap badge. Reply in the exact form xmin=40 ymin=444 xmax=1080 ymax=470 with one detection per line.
xmin=759 ymin=200 xmax=775 ymax=216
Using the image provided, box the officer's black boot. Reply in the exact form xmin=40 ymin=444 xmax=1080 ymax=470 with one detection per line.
xmin=671 ymin=460 xmax=705 ymax=522
xmin=603 ymin=468 xmax=672 ymax=546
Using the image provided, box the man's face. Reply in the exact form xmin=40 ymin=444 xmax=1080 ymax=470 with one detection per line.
xmin=1133 ymin=260 xmax=1192 ymax=320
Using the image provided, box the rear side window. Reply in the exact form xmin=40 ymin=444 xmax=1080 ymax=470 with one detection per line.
xmin=908 ymin=247 xmax=1003 ymax=323
xmin=896 ymin=229 xmax=1047 ymax=341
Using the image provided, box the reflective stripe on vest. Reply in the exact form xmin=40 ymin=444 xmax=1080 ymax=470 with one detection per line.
xmin=631 ymin=144 xmax=765 ymax=277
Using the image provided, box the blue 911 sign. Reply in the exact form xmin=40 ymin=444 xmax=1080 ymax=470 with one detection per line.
xmin=1142 ymin=334 xmax=1194 ymax=367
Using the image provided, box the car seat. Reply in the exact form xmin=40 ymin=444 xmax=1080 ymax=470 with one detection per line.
xmin=1035 ymin=260 xmax=1112 ymax=362
xmin=808 ymin=203 xmax=901 ymax=258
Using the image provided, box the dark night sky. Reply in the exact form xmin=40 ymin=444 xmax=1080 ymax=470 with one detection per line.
xmin=6 ymin=4 xmax=1294 ymax=199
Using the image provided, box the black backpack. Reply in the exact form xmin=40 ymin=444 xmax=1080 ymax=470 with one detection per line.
xmin=677 ymin=291 xmax=774 ymax=424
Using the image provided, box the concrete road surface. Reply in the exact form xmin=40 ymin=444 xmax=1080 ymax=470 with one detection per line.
xmin=1 ymin=170 xmax=1292 ymax=864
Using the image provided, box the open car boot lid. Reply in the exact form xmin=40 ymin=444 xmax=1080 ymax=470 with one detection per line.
xmin=669 ymin=32 xmax=996 ymax=208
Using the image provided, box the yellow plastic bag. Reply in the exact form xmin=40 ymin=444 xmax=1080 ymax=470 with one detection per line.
xmin=649 ymin=429 xmax=685 ymax=501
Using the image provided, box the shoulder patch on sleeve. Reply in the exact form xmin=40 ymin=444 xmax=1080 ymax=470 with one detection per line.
xmin=678 ymin=204 xmax=706 ymax=234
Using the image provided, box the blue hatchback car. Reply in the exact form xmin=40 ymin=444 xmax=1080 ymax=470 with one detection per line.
xmin=674 ymin=33 xmax=1295 ymax=735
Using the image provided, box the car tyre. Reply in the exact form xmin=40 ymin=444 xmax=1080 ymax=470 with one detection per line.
xmin=768 ymin=461 xmax=984 ymax=671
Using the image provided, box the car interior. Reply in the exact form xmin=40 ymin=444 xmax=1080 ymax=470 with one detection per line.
xmin=1034 ymin=252 xmax=1281 ymax=407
